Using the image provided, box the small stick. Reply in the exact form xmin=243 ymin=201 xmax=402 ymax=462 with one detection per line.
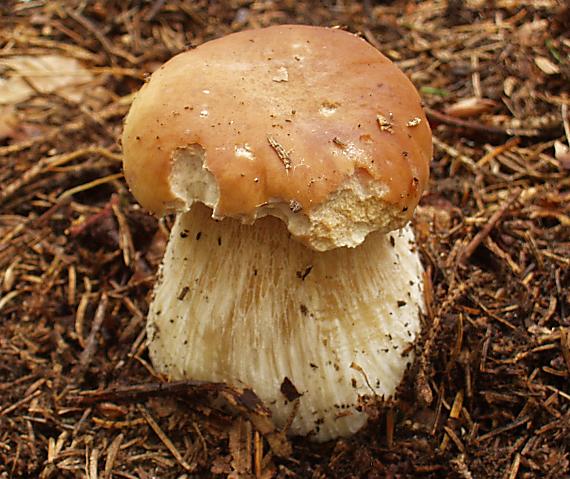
xmin=71 ymin=380 xmax=222 ymax=404
xmin=75 ymin=292 xmax=91 ymax=348
xmin=192 ymin=422 xmax=208 ymax=465
xmin=71 ymin=381 xmax=292 ymax=457
xmin=68 ymin=265 xmax=77 ymax=306
xmin=65 ymin=8 xmax=138 ymax=64
xmin=0 ymin=389 xmax=42 ymax=416
xmin=433 ymin=136 xmax=477 ymax=172
xmin=471 ymin=54 xmax=481 ymax=99
xmin=112 ymin=197 xmax=135 ymax=267
xmin=476 ymin=137 xmax=521 ymax=167
xmin=254 ymin=431 xmax=263 ymax=479
xmin=280 ymin=399 xmax=300 ymax=437
xmin=475 ymin=415 xmax=531 ymax=443
xmin=58 ymin=172 xmax=123 ymax=200
xmin=0 ymin=147 xmax=121 ymax=205
xmin=69 ymin=196 xmax=117 ymax=237
xmin=440 ymin=390 xmax=464 ymax=452
xmin=459 ymin=190 xmax=520 ymax=266
xmin=386 ymin=408 xmax=394 ymax=449
xmin=560 ymin=328 xmax=570 ymax=375
xmin=87 ymin=447 xmax=99 ymax=479
xmin=139 ymin=405 xmax=195 ymax=472
xmin=144 ymin=0 xmax=167 ymax=21
xmin=0 ymin=103 xmax=128 ymax=157
xmin=103 ymin=433 xmax=124 ymax=479
xmin=75 ymin=293 xmax=109 ymax=375
xmin=507 ymin=453 xmax=521 ymax=479
xmin=430 ymin=383 xmax=445 ymax=436
xmin=562 ymin=103 xmax=569 ymax=143
xmin=443 ymin=426 xmax=465 ymax=453
xmin=426 ymin=107 xmax=540 ymax=137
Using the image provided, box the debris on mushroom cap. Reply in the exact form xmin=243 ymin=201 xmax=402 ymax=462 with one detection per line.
xmin=148 ymin=204 xmax=425 ymax=442
xmin=122 ymin=25 xmax=432 ymax=251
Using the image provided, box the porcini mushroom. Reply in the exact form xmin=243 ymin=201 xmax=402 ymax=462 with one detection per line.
xmin=122 ymin=25 xmax=432 ymax=441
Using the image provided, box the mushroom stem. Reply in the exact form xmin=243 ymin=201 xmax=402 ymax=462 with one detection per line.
xmin=148 ymin=203 xmax=424 ymax=441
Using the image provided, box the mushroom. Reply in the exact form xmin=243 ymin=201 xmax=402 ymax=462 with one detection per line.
xmin=122 ymin=25 xmax=432 ymax=441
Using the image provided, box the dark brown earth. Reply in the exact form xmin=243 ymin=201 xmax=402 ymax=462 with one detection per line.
xmin=0 ymin=1 xmax=568 ymax=478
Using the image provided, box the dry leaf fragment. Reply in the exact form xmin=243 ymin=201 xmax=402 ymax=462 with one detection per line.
xmin=0 ymin=55 xmax=93 ymax=105
xmin=444 ymin=97 xmax=497 ymax=118
xmin=503 ymin=76 xmax=517 ymax=97
xmin=554 ymin=141 xmax=570 ymax=170
xmin=534 ymin=56 xmax=560 ymax=75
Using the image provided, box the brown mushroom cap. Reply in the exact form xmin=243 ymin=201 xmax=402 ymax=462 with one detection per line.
xmin=122 ymin=25 xmax=432 ymax=250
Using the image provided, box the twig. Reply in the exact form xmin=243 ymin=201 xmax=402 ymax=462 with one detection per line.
xmin=70 ymin=380 xmax=292 ymax=457
xmin=386 ymin=408 xmax=394 ymax=449
xmin=433 ymin=136 xmax=477 ymax=171
xmin=426 ymin=107 xmax=541 ymax=137
xmin=0 ymin=146 xmax=122 ymax=206
xmin=458 ymin=190 xmax=521 ymax=265
xmin=69 ymin=196 xmax=117 ymax=237
xmin=562 ymin=103 xmax=569 ymax=143
xmin=71 ymin=380 xmax=223 ymax=405
xmin=254 ymin=431 xmax=263 ymax=479
xmin=74 ymin=293 xmax=109 ymax=376
xmin=475 ymin=415 xmax=531 ymax=443
xmin=139 ymin=405 xmax=195 ymax=472
xmin=0 ymin=101 xmax=129 ymax=157
xmin=0 ymin=389 xmax=42 ymax=416
xmin=87 ymin=447 xmax=99 ymax=479
xmin=144 ymin=0 xmax=167 ymax=21
xmin=65 ymin=8 xmax=138 ymax=64
xmin=476 ymin=137 xmax=521 ymax=167
xmin=560 ymin=328 xmax=570 ymax=375
xmin=440 ymin=390 xmax=464 ymax=451
xmin=58 ymin=172 xmax=123 ymax=200
xmin=507 ymin=453 xmax=521 ymax=479
xmin=112 ymin=197 xmax=135 ymax=267
xmin=103 ymin=433 xmax=124 ymax=479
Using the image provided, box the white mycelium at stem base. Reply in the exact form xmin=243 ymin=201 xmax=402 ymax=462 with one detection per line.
xmin=147 ymin=204 xmax=424 ymax=441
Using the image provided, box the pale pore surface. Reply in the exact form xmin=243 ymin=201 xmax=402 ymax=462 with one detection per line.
xmin=170 ymin=146 xmax=403 ymax=250
xmin=148 ymin=204 xmax=424 ymax=441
